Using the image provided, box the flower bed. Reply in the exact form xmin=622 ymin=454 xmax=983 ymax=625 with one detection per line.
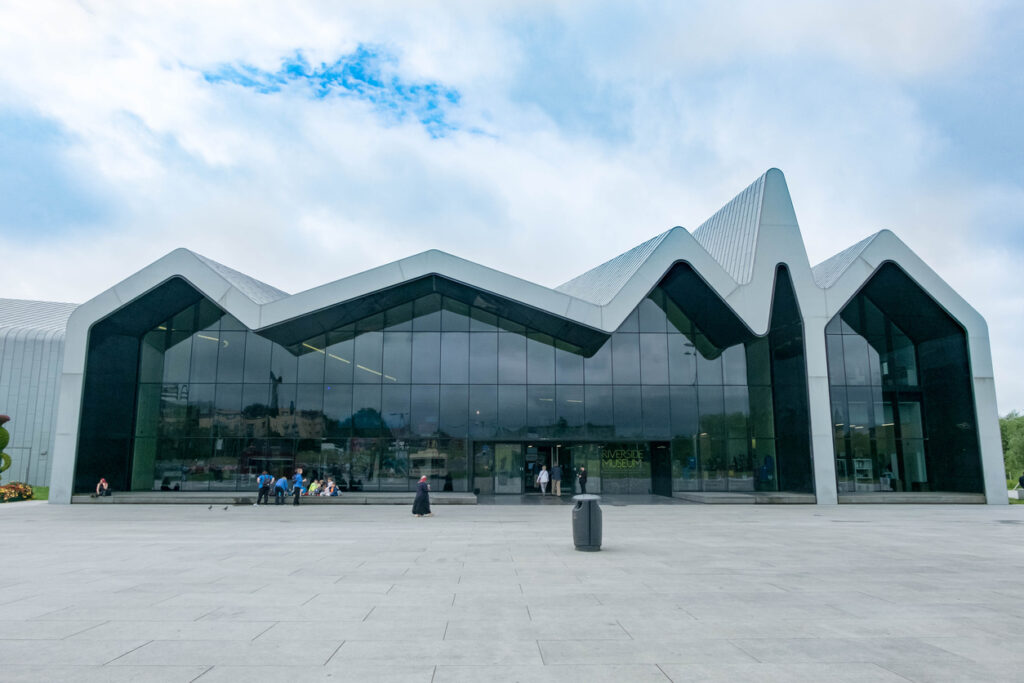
xmin=0 ymin=482 xmax=34 ymax=503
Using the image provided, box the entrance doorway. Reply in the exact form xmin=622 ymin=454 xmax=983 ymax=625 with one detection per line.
xmin=650 ymin=441 xmax=672 ymax=497
xmin=524 ymin=444 xmax=571 ymax=495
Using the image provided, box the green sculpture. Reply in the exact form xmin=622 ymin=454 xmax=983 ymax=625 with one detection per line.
xmin=0 ymin=415 xmax=10 ymax=484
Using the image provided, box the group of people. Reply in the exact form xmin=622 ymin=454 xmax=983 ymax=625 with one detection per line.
xmin=255 ymin=468 xmax=319 ymax=506
xmin=533 ymin=464 xmax=587 ymax=495
xmin=255 ymin=468 xmax=435 ymax=517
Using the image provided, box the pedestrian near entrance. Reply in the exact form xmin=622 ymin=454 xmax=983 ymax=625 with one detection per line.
xmin=536 ymin=465 xmax=550 ymax=495
xmin=413 ymin=475 xmax=432 ymax=516
xmin=578 ymin=466 xmax=587 ymax=494
xmin=255 ymin=470 xmax=272 ymax=505
xmin=551 ymin=463 xmax=562 ymax=496
xmin=274 ymin=475 xmax=288 ymax=504
xmin=292 ymin=468 xmax=305 ymax=506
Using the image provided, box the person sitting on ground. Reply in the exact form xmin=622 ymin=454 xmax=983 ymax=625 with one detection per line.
xmin=307 ymin=479 xmax=321 ymax=496
xmin=95 ymin=478 xmax=111 ymax=497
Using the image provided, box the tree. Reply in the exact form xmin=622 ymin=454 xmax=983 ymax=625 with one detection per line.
xmin=1000 ymin=411 xmax=1024 ymax=484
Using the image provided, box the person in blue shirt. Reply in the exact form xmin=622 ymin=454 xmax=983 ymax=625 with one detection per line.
xmin=291 ymin=467 xmax=305 ymax=506
xmin=255 ymin=470 xmax=272 ymax=506
xmin=274 ymin=475 xmax=288 ymax=505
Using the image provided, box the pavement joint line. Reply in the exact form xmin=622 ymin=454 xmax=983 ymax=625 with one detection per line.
xmin=535 ymin=638 xmax=545 ymax=665
xmin=250 ymin=621 xmax=277 ymax=641
xmin=189 ymin=664 xmax=214 ymax=682
xmin=301 ymin=592 xmax=320 ymax=606
xmin=361 ymin=606 xmax=375 ymax=622
xmin=323 ymin=640 xmax=345 ymax=666
xmin=655 ymin=663 xmax=674 ymax=681
xmin=616 ymin=619 xmax=633 ymax=640
xmin=102 ymin=638 xmax=153 ymax=665
xmin=62 ymin=620 xmax=110 ymax=640
xmin=442 ymin=621 xmax=450 ymax=640
xmin=193 ymin=608 xmax=217 ymax=622
xmin=429 ymin=664 xmax=437 ymax=683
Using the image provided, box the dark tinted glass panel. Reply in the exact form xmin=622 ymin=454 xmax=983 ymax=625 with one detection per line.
xmin=722 ymin=345 xmax=747 ymax=385
xmin=842 ymin=335 xmax=870 ymax=386
xmin=667 ymin=334 xmax=697 ymax=385
xmin=381 ymin=384 xmax=411 ymax=437
xmin=356 ymin=312 xmax=384 ymax=333
xmin=749 ymin=386 xmax=775 ymax=438
xmin=354 ymin=331 xmax=384 ymax=383
xmin=527 ymin=385 xmax=557 ymax=435
xmin=349 ymin=438 xmax=380 ymax=491
xmin=555 ymin=343 xmax=585 ymax=384
xmin=617 ymin=307 xmax=639 ymax=332
xmin=698 ymin=385 xmax=725 ymax=438
xmin=385 ymin=302 xmax=414 ymax=331
xmin=439 ymin=385 xmax=469 ymax=437
xmin=243 ymin=333 xmax=272 ymax=383
xmin=380 ymin=441 xmax=408 ymax=490
xmin=188 ymin=383 xmax=215 ymax=437
xmin=469 ymin=332 xmax=498 ymax=383
xmin=527 ymin=333 xmax=555 ymax=384
xmin=440 ymin=332 xmax=470 ymax=383
xmin=724 ymin=386 xmax=749 ymax=439
xmin=352 ymin=385 xmax=382 ymax=437
xmin=611 ymin=333 xmax=641 ymax=384
xmin=639 ymin=333 xmax=668 ymax=385
xmin=411 ymin=332 xmax=441 ymax=383
xmin=163 ymin=309 xmax=194 ymax=384
xmin=220 ymin=314 xmax=246 ymax=331
xmin=584 ymin=340 xmax=613 ymax=384
xmin=270 ymin=343 xmax=297 ymax=384
xmin=696 ymin=344 xmax=723 ymax=384
xmin=242 ymin=383 xmax=270 ymax=437
xmin=638 ymin=295 xmax=667 ymax=333
xmin=556 ymin=384 xmax=585 ymax=435
xmin=190 ymin=330 xmax=220 ymax=383
xmin=297 ymin=339 xmax=326 ymax=383
xmin=213 ymin=383 xmax=243 ymax=437
xmin=497 ymin=385 xmax=526 ymax=437
xmin=585 ymin=386 xmax=613 ymax=438
xmin=410 ymin=385 xmax=439 ymax=437
xmin=498 ymin=332 xmax=527 ymax=383
xmin=469 ymin=385 xmax=497 ymax=439
xmin=745 ymin=338 xmax=771 ymax=386
xmin=382 ymin=332 xmax=412 ymax=384
xmin=323 ymin=336 xmax=354 ymax=383
xmin=217 ymin=332 xmax=247 ymax=383
xmin=470 ymin=307 xmax=499 ymax=332
xmin=413 ymin=294 xmax=442 ymax=331
xmin=642 ymin=385 xmax=670 ymax=439
xmin=826 ymin=335 xmax=846 ymax=385
xmin=295 ymin=384 xmax=324 ymax=438
xmin=441 ymin=298 xmax=471 ymax=331
xmin=670 ymin=385 xmax=698 ymax=438
xmin=613 ymin=386 xmax=642 ymax=438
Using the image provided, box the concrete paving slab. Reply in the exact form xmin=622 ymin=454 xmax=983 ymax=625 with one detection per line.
xmin=2 ymin=500 xmax=1022 ymax=680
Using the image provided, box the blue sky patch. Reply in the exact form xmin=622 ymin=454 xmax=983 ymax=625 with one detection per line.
xmin=203 ymin=46 xmax=461 ymax=138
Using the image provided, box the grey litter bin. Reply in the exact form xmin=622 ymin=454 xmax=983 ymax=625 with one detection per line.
xmin=571 ymin=494 xmax=602 ymax=551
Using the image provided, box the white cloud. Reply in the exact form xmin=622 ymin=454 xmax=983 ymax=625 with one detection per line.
xmin=0 ymin=1 xmax=1021 ymax=412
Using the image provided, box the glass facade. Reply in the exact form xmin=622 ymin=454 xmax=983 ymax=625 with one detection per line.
xmin=74 ymin=266 xmax=815 ymax=497
xmin=826 ymin=263 xmax=982 ymax=495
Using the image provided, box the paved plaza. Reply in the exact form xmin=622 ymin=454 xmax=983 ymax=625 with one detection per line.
xmin=3 ymin=499 xmax=1023 ymax=682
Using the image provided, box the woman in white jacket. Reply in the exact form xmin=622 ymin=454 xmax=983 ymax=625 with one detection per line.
xmin=536 ymin=465 xmax=550 ymax=495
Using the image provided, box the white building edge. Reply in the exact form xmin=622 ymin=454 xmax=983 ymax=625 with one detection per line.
xmin=48 ymin=169 xmax=1005 ymax=504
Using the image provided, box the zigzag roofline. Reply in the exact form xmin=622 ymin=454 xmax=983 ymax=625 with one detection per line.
xmin=64 ymin=169 xmax=985 ymax=363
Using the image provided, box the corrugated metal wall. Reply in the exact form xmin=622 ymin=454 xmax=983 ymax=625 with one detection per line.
xmin=0 ymin=326 xmax=65 ymax=486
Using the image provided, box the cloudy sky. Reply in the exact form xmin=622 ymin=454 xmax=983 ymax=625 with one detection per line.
xmin=1 ymin=1 xmax=1021 ymax=412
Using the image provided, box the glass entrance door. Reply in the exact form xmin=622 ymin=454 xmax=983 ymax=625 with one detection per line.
xmin=493 ymin=443 xmax=523 ymax=494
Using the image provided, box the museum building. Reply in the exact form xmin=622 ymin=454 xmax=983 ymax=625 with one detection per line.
xmin=44 ymin=169 xmax=1006 ymax=504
